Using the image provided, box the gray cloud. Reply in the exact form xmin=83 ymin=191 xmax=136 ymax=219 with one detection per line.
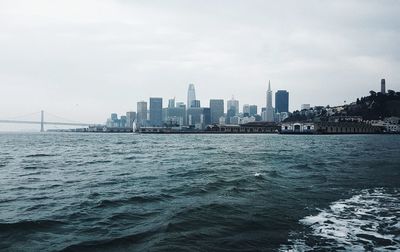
xmin=0 ymin=0 xmax=399 ymax=129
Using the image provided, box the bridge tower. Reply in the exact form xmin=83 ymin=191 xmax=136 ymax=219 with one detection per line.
xmin=40 ymin=110 xmax=44 ymax=132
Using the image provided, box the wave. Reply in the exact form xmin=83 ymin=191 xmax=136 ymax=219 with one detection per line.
xmin=96 ymin=194 xmax=173 ymax=208
xmin=281 ymin=188 xmax=400 ymax=251
xmin=25 ymin=154 xmax=56 ymax=158
xmin=60 ymin=228 xmax=159 ymax=252
xmin=77 ymin=160 xmax=112 ymax=166
xmin=0 ymin=220 xmax=65 ymax=232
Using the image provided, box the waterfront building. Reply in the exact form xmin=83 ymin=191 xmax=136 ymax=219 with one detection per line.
xmin=203 ymin=108 xmax=211 ymax=126
xmin=265 ymin=81 xmax=274 ymax=122
xmin=241 ymin=116 xmax=256 ymax=124
xmin=149 ymin=97 xmax=163 ymax=126
xmin=164 ymin=106 xmax=186 ymax=127
xmin=226 ymin=107 xmax=236 ymax=124
xmin=106 ymin=118 xmax=112 ymax=128
xmin=137 ymin=101 xmax=148 ymax=127
xmin=106 ymin=113 xmax=128 ymax=128
xmin=275 ymin=90 xmax=289 ymax=113
xmin=274 ymin=112 xmax=285 ymax=123
xmin=381 ymin=79 xmax=386 ymax=94
xmin=126 ymin=112 xmax=136 ymax=129
xmin=111 ymin=113 xmax=118 ymax=122
xmin=243 ymin=104 xmax=250 ymax=117
xmin=261 ymin=111 xmax=267 ymax=121
xmin=176 ymin=101 xmax=184 ymax=108
xmin=108 ymin=113 xmax=121 ymax=127
xmin=120 ymin=116 xmax=127 ymax=128
xmin=281 ymin=122 xmax=315 ymax=134
xmin=227 ymin=96 xmax=239 ymax=115
xmin=301 ymin=104 xmax=311 ymax=110
xmin=281 ymin=122 xmax=382 ymax=134
xmin=250 ymin=105 xmax=258 ymax=116
xmin=187 ymin=107 xmax=204 ymax=127
xmin=191 ymin=100 xmax=201 ymax=108
xmin=210 ymin=99 xmax=224 ymax=124
xmin=187 ymin=84 xmax=196 ymax=108
xmin=219 ymin=116 xmax=226 ymax=125
xmin=206 ymin=122 xmax=279 ymax=133
xmin=168 ymin=98 xmax=175 ymax=108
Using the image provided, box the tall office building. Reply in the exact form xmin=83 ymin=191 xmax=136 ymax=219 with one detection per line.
xmin=275 ymin=90 xmax=289 ymax=113
xmin=168 ymin=98 xmax=175 ymax=108
xmin=177 ymin=102 xmax=187 ymax=125
xmin=187 ymin=107 xmax=204 ymax=126
xmin=381 ymin=79 xmax=386 ymax=94
xmin=210 ymin=99 xmax=224 ymax=124
xmin=164 ymin=106 xmax=186 ymax=126
xmin=227 ymin=96 xmax=239 ymax=115
xmin=191 ymin=100 xmax=201 ymax=108
xmin=202 ymin=108 xmax=211 ymax=126
xmin=249 ymin=105 xmax=258 ymax=116
xmin=149 ymin=97 xmax=163 ymax=126
xmin=126 ymin=111 xmax=136 ymax=129
xmin=187 ymin=84 xmax=196 ymax=108
xmin=243 ymin=104 xmax=250 ymax=116
xmin=137 ymin=101 xmax=148 ymax=127
xmin=111 ymin=113 xmax=118 ymax=121
xmin=120 ymin=116 xmax=127 ymax=128
xmin=265 ymin=81 xmax=274 ymax=122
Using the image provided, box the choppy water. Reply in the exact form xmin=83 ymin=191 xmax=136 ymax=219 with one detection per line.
xmin=0 ymin=133 xmax=399 ymax=251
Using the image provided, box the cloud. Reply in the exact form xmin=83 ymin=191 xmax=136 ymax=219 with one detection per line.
xmin=0 ymin=0 xmax=399 ymax=129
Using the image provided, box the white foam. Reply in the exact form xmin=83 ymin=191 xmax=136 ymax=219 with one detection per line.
xmin=281 ymin=188 xmax=400 ymax=251
xmin=254 ymin=172 xmax=262 ymax=177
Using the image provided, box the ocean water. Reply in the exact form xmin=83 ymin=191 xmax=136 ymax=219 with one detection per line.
xmin=0 ymin=133 xmax=399 ymax=251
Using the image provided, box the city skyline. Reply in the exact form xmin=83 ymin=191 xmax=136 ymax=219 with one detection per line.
xmin=1 ymin=1 xmax=400 ymax=131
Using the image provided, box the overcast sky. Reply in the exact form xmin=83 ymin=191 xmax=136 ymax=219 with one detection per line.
xmin=1 ymin=0 xmax=399 ymax=130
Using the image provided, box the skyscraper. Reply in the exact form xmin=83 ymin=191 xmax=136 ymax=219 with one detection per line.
xmin=187 ymin=107 xmax=204 ymax=126
xmin=149 ymin=97 xmax=163 ymax=126
xmin=265 ymin=81 xmax=274 ymax=122
xmin=165 ymin=106 xmax=186 ymax=126
xmin=227 ymin=96 xmax=239 ymax=115
xmin=275 ymin=90 xmax=289 ymax=113
xmin=191 ymin=100 xmax=201 ymax=108
xmin=381 ymin=79 xmax=386 ymax=94
xmin=187 ymin=84 xmax=196 ymax=108
xmin=168 ymin=98 xmax=175 ymax=108
xmin=137 ymin=101 xmax=148 ymax=127
xmin=249 ymin=105 xmax=258 ymax=116
xmin=243 ymin=104 xmax=250 ymax=117
xmin=210 ymin=99 xmax=224 ymax=124
xmin=126 ymin=111 xmax=136 ymax=129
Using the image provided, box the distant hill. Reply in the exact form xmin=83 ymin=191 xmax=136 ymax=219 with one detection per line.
xmin=284 ymin=90 xmax=400 ymax=122
xmin=346 ymin=90 xmax=400 ymax=120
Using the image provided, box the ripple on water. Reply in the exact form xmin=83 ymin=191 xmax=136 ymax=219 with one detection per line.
xmin=25 ymin=154 xmax=57 ymax=158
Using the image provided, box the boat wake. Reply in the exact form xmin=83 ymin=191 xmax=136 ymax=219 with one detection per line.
xmin=281 ymin=188 xmax=400 ymax=251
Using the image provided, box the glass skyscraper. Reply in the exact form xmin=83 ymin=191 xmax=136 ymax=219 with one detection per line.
xmin=137 ymin=101 xmax=148 ymax=127
xmin=149 ymin=97 xmax=163 ymax=126
xmin=187 ymin=84 xmax=196 ymax=108
xmin=275 ymin=90 xmax=289 ymax=113
xmin=210 ymin=99 xmax=224 ymax=124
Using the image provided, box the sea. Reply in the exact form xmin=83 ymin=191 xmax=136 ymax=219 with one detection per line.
xmin=0 ymin=133 xmax=399 ymax=251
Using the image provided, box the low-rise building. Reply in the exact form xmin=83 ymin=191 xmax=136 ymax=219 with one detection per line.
xmin=206 ymin=122 xmax=279 ymax=133
xmin=281 ymin=122 xmax=382 ymax=134
xmin=281 ymin=122 xmax=315 ymax=134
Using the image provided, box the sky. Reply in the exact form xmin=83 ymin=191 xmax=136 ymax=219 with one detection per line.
xmin=1 ymin=0 xmax=400 ymax=130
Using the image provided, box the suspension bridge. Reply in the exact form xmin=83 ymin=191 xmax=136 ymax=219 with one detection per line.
xmin=0 ymin=111 xmax=95 ymax=132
